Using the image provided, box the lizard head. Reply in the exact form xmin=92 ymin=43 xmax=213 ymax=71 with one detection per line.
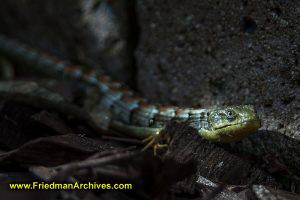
xmin=200 ymin=105 xmax=261 ymax=143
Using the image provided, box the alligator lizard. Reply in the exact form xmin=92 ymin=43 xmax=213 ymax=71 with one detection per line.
xmin=0 ymin=34 xmax=261 ymax=143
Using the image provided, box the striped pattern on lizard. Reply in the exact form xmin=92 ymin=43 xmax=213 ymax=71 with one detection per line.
xmin=0 ymin=34 xmax=261 ymax=143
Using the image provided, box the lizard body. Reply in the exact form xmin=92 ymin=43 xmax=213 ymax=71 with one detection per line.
xmin=0 ymin=34 xmax=261 ymax=142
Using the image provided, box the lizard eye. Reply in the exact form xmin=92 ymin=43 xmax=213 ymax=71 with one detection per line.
xmin=226 ymin=110 xmax=236 ymax=120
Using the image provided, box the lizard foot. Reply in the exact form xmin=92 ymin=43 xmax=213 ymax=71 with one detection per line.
xmin=142 ymin=132 xmax=169 ymax=155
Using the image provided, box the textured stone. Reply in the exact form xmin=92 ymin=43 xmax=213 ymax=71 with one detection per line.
xmin=136 ymin=0 xmax=300 ymax=140
xmin=135 ymin=0 xmax=300 ymax=184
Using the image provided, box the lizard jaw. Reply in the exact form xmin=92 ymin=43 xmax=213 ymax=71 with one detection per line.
xmin=199 ymin=119 xmax=261 ymax=143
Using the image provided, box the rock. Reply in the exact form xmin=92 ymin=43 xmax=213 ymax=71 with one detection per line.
xmin=136 ymin=0 xmax=300 ymax=189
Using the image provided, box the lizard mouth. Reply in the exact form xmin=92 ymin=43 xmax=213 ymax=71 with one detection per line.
xmin=214 ymin=119 xmax=261 ymax=130
xmin=215 ymin=119 xmax=261 ymax=142
xmin=199 ymin=118 xmax=261 ymax=143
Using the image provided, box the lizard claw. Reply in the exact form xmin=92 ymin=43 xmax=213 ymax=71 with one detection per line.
xmin=142 ymin=132 xmax=169 ymax=156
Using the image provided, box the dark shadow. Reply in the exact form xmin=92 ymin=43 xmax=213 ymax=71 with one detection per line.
xmin=221 ymin=130 xmax=300 ymax=187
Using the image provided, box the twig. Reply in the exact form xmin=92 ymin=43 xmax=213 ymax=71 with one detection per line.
xmin=87 ymin=146 xmax=137 ymax=160
xmin=52 ymin=151 xmax=136 ymax=180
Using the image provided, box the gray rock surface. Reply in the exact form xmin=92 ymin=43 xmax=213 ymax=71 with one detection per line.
xmin=135 ymin=0 xmax=300 ymax=185
xmin=136 ymin=0 xmax=300 ymax=140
